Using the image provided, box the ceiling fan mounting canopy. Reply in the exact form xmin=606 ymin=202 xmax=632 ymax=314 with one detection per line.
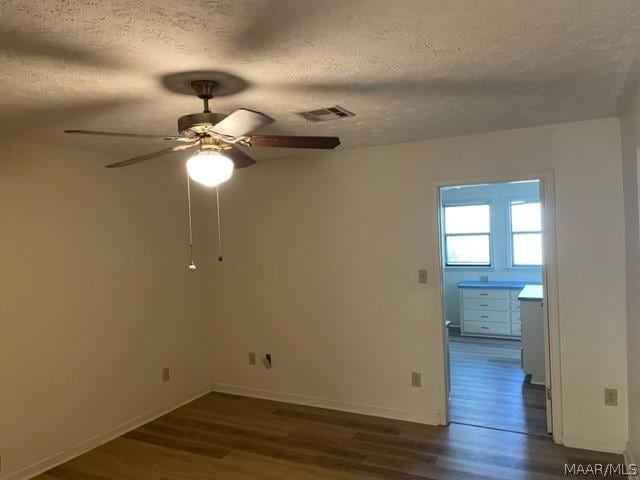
xmin=191 ymin=79 xmax=219 ymax=99
xmin=161 ymin=71 xmax=248 ymax=98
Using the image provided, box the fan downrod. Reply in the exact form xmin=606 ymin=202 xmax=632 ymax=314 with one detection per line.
xmin=177 ymin=80 xmax=224 ymax=133
xmin=191 ymin=80 xmax=219 ymax=113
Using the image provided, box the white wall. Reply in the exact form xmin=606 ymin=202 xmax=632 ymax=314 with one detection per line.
xmin=0 ymin=143 xmax=214 ymax=479
xmin=211 ymin=118 xmax=628 ymax=452
xmin=621 ymin=75 xmax=640 ymax=463
xmin=441 ymin=182 xmax=542 ymax=326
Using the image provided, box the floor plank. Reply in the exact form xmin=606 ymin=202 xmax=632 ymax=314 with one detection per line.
xmin=33 ymin=392 xmax=625 ymax=480
xmin=448 ymin=330 xmax=548 ymax=436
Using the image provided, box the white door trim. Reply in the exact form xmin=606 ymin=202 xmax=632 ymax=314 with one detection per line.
xmin=432 ymin=170 xmax=563 ymax=445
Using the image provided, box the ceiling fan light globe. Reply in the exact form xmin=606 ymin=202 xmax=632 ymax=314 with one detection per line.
xmin=186 ymin=150 xmax=234 ymax=187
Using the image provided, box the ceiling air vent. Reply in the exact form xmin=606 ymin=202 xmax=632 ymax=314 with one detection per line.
xmin=296 ymin=105 xmax=355 ymax=122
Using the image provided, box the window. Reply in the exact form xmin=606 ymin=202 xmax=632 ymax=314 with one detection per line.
xmin=443 ymin=203 xmax=491 ymax=266
xmin=510 ymin=201 xmax=542 ymax=266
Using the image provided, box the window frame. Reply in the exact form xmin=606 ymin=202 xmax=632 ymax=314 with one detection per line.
xmin=507 ymin=197 xmax=543 ymax=268
xmin=442 ymin=201 xmax=493 ymax=268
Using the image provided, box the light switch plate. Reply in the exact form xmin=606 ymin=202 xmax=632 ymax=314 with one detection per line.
xmin=411 ymin=371 xmax=422 ymax=387
xmin=249 ymin=352 xmax=256 ymax=365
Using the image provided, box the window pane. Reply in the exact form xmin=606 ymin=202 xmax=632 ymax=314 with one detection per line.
xmin=444 ymin=204 xmax=490 ymax=234
xmin=513 ymin=233 xmax=542 ymax=266
xmin=446 ymin=234 xmax=490 ymax=265
xmin=511 ymin=202 xmax=541 ymax=232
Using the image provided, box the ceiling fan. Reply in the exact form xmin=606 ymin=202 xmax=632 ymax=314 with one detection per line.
xmin=64 ymin=79 xmax=341 ymax=187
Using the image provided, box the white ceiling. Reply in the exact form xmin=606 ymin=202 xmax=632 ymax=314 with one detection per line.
xmin=1 ymin=0 xmax=639 ymax=161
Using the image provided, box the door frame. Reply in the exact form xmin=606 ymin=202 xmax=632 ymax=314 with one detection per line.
xmin=433 ymin=170 xmax=563 ymax=445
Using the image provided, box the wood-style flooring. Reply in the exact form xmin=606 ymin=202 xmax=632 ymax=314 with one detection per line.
xmin=35 ymin=391 xmax=625 ymax=480
xmin=448 ymin=330 xmax=548 ymax=436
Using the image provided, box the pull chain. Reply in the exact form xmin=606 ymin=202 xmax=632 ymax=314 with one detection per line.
xmin=216 ymin=186 xmax=223 ymax=262
xmin=186 ymin=174 xmax=196 ymax=271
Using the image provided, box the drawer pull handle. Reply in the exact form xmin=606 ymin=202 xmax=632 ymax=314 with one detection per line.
xmin=480 ymin=293 xmax=488 ymax=296
xmin=480 ymin=304 xmax=489 ymax=307
xmin=481 ymin=315 xmax=489 ymax=318
xmin=481 ymin=326 xmax=490 ymax=330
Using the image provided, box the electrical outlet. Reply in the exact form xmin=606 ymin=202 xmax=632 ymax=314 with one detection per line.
xmin=162 ymin=367 xmax=171 ymax=383
xmin=249 ymin=352 xmax=256 ymax=366
xmin=604 ymin=388 xmax=618 ymax=406
xmin=411 ymin=371 xmax=422 ymax=387
xmin=263 ymin=353 xmax=272 ymax=369
xmin=418 ymin=269 xmax=428 ymax=284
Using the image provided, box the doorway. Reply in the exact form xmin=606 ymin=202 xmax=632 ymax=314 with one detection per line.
xmin=437 ymin=176 xmax=557 ymax=438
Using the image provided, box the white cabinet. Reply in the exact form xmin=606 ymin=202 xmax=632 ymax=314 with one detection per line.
xmin=463 ymin=298 xmax=509 ymax=311
xmin=519 ymin=286 xmax=545 ymax=385
xmin=463 ymin=309 xmax=509 ymax=323
xmin=462 ymin=321 xmax=510 ymax=336
xmin=459 ymin=286 xmax=521 ymax=338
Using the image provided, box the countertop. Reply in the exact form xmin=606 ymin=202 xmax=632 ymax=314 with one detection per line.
xmin=518 ymin=284 xmax=544 ymax=301
xmin=458 ymin=280 xmax=535 ymax=290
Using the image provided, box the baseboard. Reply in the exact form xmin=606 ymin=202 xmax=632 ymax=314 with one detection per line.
xmin=625 ymin=441 xmax=639 ymax=477
xmin=211 ymin=382 xmax=441 ymax=425
xmin=563 ymin=435 xmax=626 ymax=454
xmin=3 ymin=385 xmax=211 ymax=480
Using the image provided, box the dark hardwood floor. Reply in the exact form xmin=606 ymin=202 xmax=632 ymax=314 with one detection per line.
xmin=448 ymin=329 xmax=548 ymax=436
xmin=34 ymin=391 xmax=625 ymax=480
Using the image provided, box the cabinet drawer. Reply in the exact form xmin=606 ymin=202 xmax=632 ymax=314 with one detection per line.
xmin=510 ymin=300 xmax=521 ymax=312
xmin=511 ymin=322 xmax=522 ymax=335
xmin=463 ymin=298 xmax=508 ymax=311
xmin=462 ymin=321 xmax=510 ymax=336
xmin=463 ymin=309 xmax=509 ymax=324
xmin=462 ymin=289 xmax=508 ymax=300
xmin=511 ymin=311 xmax=521 ymax=322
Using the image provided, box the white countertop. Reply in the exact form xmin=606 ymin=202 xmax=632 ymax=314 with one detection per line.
xmin=518 ymin=284 xmax=544 ymax=301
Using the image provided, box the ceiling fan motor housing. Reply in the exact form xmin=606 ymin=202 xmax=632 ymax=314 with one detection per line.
xmin=178 ymin=112 xmax=227 ymax=135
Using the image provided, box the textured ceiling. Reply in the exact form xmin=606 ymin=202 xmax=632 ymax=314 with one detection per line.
xmin=1 ymin=0 xmax=640 ymax=161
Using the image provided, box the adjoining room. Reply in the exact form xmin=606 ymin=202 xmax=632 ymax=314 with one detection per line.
xmin=439 ymin=180 xmax=549 ymax=436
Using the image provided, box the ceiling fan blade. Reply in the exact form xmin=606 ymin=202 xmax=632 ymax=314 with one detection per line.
xmin=211 ymin=109 xmax=274 ymax=137
xmin=247 ymin=135 xmax=340 ymax=149
xmin=105 ymin=143 xmax=198 ymax=168
xmin=224 ymin=146 xmax=256 ymax=169
xmin=0 ymin=98 xmax=144 ymax=143
xmin=65 ymin=129 xmax=186 ymax=141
